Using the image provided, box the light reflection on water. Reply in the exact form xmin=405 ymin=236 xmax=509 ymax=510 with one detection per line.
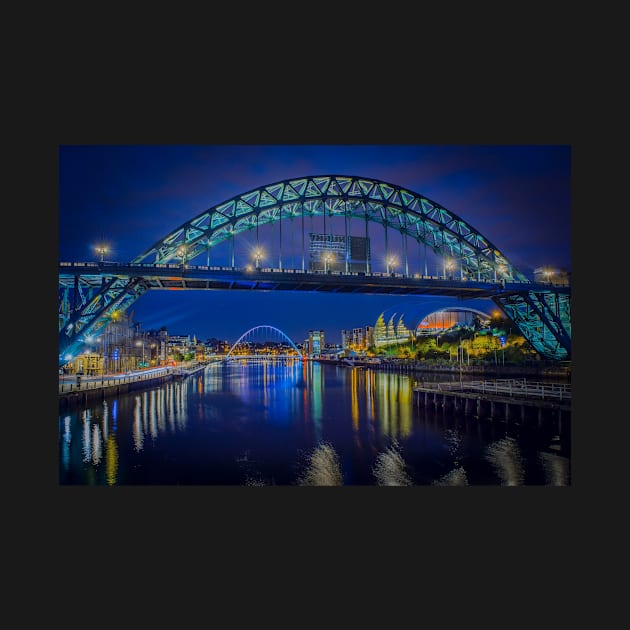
xmin=372 ymin=441 xmax=413 ymax=486
xmin=59 ymin=361 xmax=570 ymax=486
xmin=433 ymin=467 xmax=469 ymax=486
xmin=484 ymin=437 xmax=525 ymax=486
xmin=539 ymin=451 xmax=570 ymax=486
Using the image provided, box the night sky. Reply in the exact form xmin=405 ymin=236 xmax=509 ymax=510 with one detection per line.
xmin=59 ymin=145 xmax=571 ymax=344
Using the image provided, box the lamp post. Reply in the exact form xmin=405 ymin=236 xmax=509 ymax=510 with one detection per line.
xmin=253 ymin=247 xmax=264 ymax=269
xmin=178 ymin=246 xmax=187 ymax=268
xmin=446 ymin=259 xmax=454 ymax=279
xmin=386 ymin=256 xmax=397 ymax=275
xmin=95 ymin=245 xmax=108 ymax=263
xmin=323 ymin=252 xmax=334 ymax=273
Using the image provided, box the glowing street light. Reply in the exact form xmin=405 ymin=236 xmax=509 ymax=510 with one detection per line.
xmin=253 ymin=247 xmax=264 ymax=269
xmin=177 ymin=246 xmax=187 ymax=267
xmin=445 ymin=259 xmax=454 ymax=279
xmin=323 ymin=252 xmax=334 ymax=273
xmin=95 ymin=244 xmax=108 ymax=262
xmin=387 ymin=256 xmax=398 ymax=275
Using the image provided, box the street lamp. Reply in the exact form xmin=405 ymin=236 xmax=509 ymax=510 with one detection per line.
xmin=178 ymin=246 xmax=187 ymax=268
xmin=253 ymin=246 xmax=264 ymax=269
xmin=445 ymin=259 xmax=454 ymax=279
xmin=95 ymin=244 xmax=108 ymax=263
xmin=386 ymin=256 xmax=397 ymax=275
xmin=323 ymin=252 xmax=334 ymax=273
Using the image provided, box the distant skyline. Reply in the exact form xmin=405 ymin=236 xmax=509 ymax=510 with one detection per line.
xmin=59 ymin=145 xmax=571 ymax=343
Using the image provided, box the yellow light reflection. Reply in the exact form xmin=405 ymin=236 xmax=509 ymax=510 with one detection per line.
xmin=105 ymin=433 xmax=118 ymax=485
xmin=133 ymin=395 xmax=144 ymax=452
xmin=351 ymin=368 xmax=359 ymax=431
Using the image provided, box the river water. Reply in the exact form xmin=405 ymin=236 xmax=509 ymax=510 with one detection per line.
xmin=58 ymin=360 xmax=571 ymax=486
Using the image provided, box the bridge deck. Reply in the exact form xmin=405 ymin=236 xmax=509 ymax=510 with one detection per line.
xmin=59 ymin=262 xmax=566 ymax=298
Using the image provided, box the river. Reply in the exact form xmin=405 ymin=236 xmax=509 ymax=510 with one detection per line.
xmin=58 ymin=360 xmax=570 ymax=486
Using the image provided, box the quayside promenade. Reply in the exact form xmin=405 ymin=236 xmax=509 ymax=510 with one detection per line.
xmin=316 ymin=357 xmax=571 ymax=380
xmin=58 ymin=362 xmax=211 ymax=408
xmin=413 ymin=378 xmax=571 ymax=432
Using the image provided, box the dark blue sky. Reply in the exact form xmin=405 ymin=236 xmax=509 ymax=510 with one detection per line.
xmin=59 ymin=145 xmax=571 ymax=344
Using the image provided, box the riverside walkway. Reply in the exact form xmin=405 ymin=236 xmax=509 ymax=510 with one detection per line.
xmin=59 ymin=361 xmax=213 ymax=407
xmin=413 ymin=378 xmax=571 ymax=429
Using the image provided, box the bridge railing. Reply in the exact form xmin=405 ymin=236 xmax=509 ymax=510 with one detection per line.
xmin=429 ymin=378 xmax=571 ymax=401
xmin=59 ymin=367 xmax=176 ymax=394
xmin=60 ymin=261 xmax=553 ymax=285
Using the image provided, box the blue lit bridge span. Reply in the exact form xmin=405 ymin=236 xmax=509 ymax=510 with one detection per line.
xmin=225 ymin=325 xmax=303 ymax=361
xmin=59 ymin=175 xmax=571 ymax=363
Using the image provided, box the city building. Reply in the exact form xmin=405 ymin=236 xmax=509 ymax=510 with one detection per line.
xmin=533 ymin=267 xmax=570 ymax=286
xmin=65 ymin=311 xmax=140 ymax=374
xmin=307 ymin=330 xmax=325 ymax=357
xmin=373 ymin=302 xmax=492 ymax=347
xmin=341 ymin=329 xmax=352 ymax=351
xmin=308 ymin=233 xmax=370 ymax=272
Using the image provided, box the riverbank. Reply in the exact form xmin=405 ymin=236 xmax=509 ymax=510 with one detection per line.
xmin=314 ymin=357 xmax=571 ymax=380
xmin=58 ymin=361 xmax=212 ymax=409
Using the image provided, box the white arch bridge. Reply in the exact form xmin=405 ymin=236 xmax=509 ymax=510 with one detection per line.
xmin=224 ymin=325 xmax=303 ymax=361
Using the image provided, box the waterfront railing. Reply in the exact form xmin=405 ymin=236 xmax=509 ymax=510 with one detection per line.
xmin=421 ymin=378 xmax=571 ymax=401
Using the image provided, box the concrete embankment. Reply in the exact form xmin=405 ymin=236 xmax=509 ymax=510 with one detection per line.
xmin=59 ymin=363 xmax=210 ymax=409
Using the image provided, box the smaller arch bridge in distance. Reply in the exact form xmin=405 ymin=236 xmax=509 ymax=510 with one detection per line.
xmin=225 ymin=325 xmax=303 ymax=361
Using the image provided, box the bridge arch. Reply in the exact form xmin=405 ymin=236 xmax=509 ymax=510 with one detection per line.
xmin=59 ymin=175 xmax=570 ymax=363
xmin=132 ymin=175 xmax=528 ymax=283
xmin=225 ymin=325 xmax=302 ymax=358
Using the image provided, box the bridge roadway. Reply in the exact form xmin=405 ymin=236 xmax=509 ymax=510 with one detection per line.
xmin=59 ymin=261 xmax=563 ymax=298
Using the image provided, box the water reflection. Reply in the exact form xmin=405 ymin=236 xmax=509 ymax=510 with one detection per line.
xmin=433 ymin=467 xmax=469 ymax=486
xmin=374 ymin=371 xmax=413 ymax=441
xmin=372 ymin=441 xmax=413 ymax=486
xmin=91 ymin=424 xmax=102 ymax=465
xmin=310 ymin=362 xmax=323 ymax=443
xmin=539 ymin=451 xmax=570 ymax=486
xmin=484 ymin=437 xmax=525 ymax=486
xmin=82 ymin=409 xmax=91 ymax=463
xmin=298 ymin=442 xmax=343 ymax=486
xmin=61 ymin=415 xmax=71 ymax=472
xmin=133 ymin=395 xmax=143 ymax=452
xmin=105 ymin=433 xmax=118 ymax=485
xmin=59 ymin=362 xmax=570 ymax=486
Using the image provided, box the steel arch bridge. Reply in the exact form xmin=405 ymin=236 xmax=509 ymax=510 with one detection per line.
xmin=225 ymin=325 xmax=302 ymax=359
xmin=59 ymin=174 xmax=571 ymax=364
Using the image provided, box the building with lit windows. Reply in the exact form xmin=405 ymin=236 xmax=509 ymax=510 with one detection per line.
xmin=307 ymin=330 xmax=325 ymax=356
xmin=533 ymin=267 xmax=570 ymax=286
xmin=309 ymin=233 xmax=370 ymax=272
xmin=341 ymin=329 xmax=352 ymax=350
